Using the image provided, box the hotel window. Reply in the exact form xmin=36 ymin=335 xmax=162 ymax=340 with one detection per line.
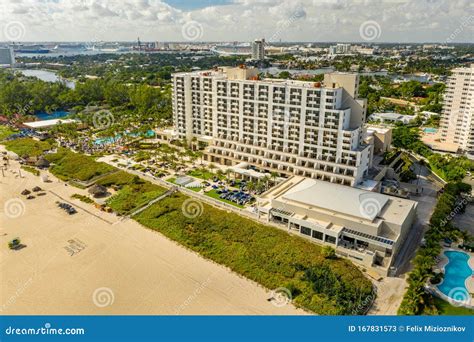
xmin=301 ymin=226 xmax=311 ymax=236
xmin=312 ymin=230 xmax=323 ymax=240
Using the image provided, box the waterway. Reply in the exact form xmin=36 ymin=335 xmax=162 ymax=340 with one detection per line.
xmin=17 ymin=69 xmax=75 ymax=89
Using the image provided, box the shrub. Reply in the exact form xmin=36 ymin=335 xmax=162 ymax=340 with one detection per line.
xmin=135 ymin=193 xmax=374 ymax=315
xmin=45 ymin=148 xmax=114 ymax=181
xmin=4 ymin=138 xmax=52 ymax=157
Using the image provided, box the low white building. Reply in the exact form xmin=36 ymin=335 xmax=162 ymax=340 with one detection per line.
xmin=258 ymin=176 xmax=418 ymax=275
xmin=368 ymin=112 xmax=416 ymax=125
xmin=23 ymin=119 xmax=78 ymax=129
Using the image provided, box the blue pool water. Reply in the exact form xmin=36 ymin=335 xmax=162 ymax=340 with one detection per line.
xmin=423 ymin=127 xmax=438 ymax=134
xmin=437 ymin=251 xmax=472 ymax=300
xmin=94 ymin=130 xmax=155 ymax=145
xmin=35 ymin=111 xmax=70 ymax=120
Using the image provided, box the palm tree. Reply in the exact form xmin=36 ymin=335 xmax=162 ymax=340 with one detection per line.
xmin=224 ymin=168 xmax=231 ymax=182
xmin=270 ymin=171 xmax=279 ymax=185
xmin=195 ymin=151 xmax=204 ymax=165
xmin=209 ymin=163 xmax=216 ymax=175
xmin=255 ymin=180 xmax=265 ymax=194
xmin=247 ymin=181 xmax=256 ymax=194
xmin=262 ymin=175 xmax=271 ymax=190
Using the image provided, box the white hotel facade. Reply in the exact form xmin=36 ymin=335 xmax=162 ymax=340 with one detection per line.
xmin=172 ymin=66 xmax=372 ymax=186
xmin=439 ymin=63 xmax=474 ymax=155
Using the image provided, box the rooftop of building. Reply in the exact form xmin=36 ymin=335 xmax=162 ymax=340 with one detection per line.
xmin=260 ymin=176 xmax=417 ymax=226
xmin=366 ymin=125 xmax=392 ymax=134
xmin=173 ymin=66 xmax=357 ymax=91
xmin=370 ymin=112 xmax=416 ymax=120
xmin=23 ymin=119 xmax=78 ymax=129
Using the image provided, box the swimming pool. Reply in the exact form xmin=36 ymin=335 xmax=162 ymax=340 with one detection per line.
xmin=423 ymin=127 xmax=438 ymax=134
xmin=94 ymin=130 xmax=155 ymax=145
xmin=35 ymin=110 xmax=70 ymax=120
xmin=437 ymin=251 xmax=472 ymax=304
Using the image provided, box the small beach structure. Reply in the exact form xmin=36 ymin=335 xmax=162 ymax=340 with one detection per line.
xmin=88 ymin=184 xmax=108 ymax=198
xmin=35 ymin=157 xmax=50 ymax=169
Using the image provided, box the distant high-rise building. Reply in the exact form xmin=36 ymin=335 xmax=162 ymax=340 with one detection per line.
xmin=251 ymin=39 xmax=265 ymax=60
xmin=439 ymin=64 xmax=474 ymax=155
xmin=0 ymin=47 xmax=15 ymax=67
xmin=329 ymin=43 xmax=352 ymax=55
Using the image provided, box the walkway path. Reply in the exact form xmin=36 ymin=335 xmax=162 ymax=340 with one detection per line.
xmin=129 ymin=186 xmax=179 ymax=218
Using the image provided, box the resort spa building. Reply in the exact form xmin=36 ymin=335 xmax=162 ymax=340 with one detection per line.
xmin=172 ymin=66 xmax=372 ymax=186
xmin=439 ymin=63 xmax=474 ymax=155
xmin=258 ymin=176 xmax=418 ymax=275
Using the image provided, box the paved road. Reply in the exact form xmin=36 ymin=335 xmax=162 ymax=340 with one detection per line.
xmin=392 ymin=162 xmax=441 ymax=275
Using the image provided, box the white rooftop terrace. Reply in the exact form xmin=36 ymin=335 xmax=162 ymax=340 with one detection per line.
xmin=24 ymin=119 xmax=78 ymax=129
xmin=261 ymin=176 xmax=417 ymax=227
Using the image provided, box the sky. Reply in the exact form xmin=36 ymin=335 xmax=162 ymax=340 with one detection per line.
xmin=0 ymin=0 xmax=473 ymax=43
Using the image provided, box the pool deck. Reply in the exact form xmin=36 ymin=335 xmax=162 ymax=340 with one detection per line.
xmin=468 ymin=253 xmax=474 ymax=295
xmin=435 ymin=248 xmax=474 ymax=308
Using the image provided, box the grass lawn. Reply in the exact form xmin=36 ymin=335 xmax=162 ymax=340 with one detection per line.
xmin=205 ymin=189 xmax=244 ymax=208
xmin=187 ymin=169 xmax=219 ymax=180
xmin=21 ymin=166 xmax=40 ymax=176
xmin=107 ymin=181 xmax=166 ymax=215
xmin=3 ymin=138 xmax=52 ymax=157
xmin=45 ymin=148 xmax=115 ymax=182
xmin=134 ymin=193 xmax=374 ymax=315
xmin=71 ymin=194 xmax=94 ymax=204
xmin=96 ymin=171 xmax=139 ymax=187
xmin=434 ymin=297 xmax=474 ymax=315
xmin=0 ymin=125 xmax=17 ymax=140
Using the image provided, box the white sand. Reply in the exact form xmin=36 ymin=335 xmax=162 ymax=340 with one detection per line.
xmin=0 ymin=153 xmax=305 ymax=315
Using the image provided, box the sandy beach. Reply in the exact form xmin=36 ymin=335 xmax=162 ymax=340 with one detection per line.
xmin=0 ymin=152 xmax=305 ymax=315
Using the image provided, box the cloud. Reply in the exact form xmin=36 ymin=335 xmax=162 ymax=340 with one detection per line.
xmin=0 ymin=0 xmax=471 ymax=42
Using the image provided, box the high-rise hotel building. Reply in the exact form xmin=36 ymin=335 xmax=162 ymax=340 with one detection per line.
xmin=251 ymin=39 xmax=265 ymax=61
xmin=439 ymin=64 xmax=474 ymax=155
xmin=172 ymin=66 xmax=372 ymax=186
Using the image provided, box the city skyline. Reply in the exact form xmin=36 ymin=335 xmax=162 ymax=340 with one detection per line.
xmin=0 ymin=0 xmax=472 ymax=43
